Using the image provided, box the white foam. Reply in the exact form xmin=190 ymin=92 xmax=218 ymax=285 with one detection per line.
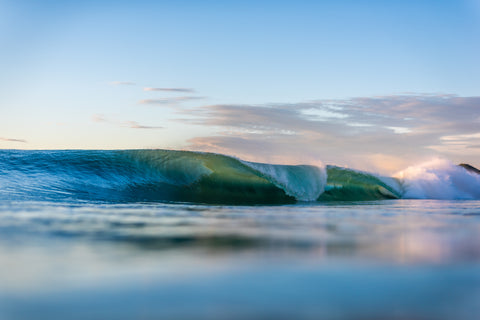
xmin=244 ymin=161 xmax=327 ymax=201
xmin=394 ymin=159 xmax=480 ymax=200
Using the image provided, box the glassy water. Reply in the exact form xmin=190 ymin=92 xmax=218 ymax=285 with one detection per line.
xmin=1 ymin=199 xmax=479 ymax=320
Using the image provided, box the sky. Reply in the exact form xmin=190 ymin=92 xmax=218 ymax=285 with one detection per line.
xmin=1 ymin=0 xmax=480 ymax=173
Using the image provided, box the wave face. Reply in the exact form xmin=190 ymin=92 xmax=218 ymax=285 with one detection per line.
xmin=320 ymin=166 xmax=401 ymax=201
xmin=0 ymin=150 xmax=324 ymax=204
xmin=0 ymin=150 xmax=478 ymax=204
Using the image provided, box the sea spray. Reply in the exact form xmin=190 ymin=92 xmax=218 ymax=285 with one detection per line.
xmin=395 ymin=158 xmax=480 ymax=200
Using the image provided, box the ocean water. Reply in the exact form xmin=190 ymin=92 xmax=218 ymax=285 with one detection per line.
xmin=1 ymin=150 xmax=480 ymax=320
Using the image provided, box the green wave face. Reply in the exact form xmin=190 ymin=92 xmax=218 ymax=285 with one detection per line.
xmin=318 ymin=166 xmax=401 ymax=201
xmin=0 ymin=149 xmax=404 ymax=204
xmin=122 ymin=150 xmax=296 ymax=204
xmin=126 ymin=151 xmax=395 ymax=203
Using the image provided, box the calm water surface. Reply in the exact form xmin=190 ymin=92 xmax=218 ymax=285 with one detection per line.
xmin=1 ymin=199 xmax=479 ymax=319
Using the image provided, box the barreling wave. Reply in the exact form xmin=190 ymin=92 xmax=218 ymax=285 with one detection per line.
xmin=0 ymin=150 xmax=478 ymax=204
xmin=0 ymin=150 xmax=324 ymax=204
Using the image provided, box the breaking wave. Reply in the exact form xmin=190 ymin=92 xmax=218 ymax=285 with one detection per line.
xmin=394 ymin=159 xmax=480 ymax=200
xmin=0 ymin=150 xmax=478 ymax=204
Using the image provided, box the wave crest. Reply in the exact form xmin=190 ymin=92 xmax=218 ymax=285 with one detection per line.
xmin=243 ymin=162 xmax=326 ymax=201
xmin=395 ymin=159 xmax=480 ymax=200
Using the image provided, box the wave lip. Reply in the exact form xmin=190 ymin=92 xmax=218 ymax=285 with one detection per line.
xmin=243 ymin=161 xmax=327 ymax=202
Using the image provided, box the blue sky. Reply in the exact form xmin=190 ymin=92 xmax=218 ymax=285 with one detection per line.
xmin=1 ymin=0 xmax=480 ymax=172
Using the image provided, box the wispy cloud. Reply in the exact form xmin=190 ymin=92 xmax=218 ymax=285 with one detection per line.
xmin=91 ymin=115 xmax=162 ymax=130
xmin=91 ymin=114 xmax=107 ymax=123
xmin=0 ymin=137 xmax=27 ymax=143
xmin=121 ymin=121 xmax=163 ymax=129
xmin=110 ymin=81 xmax=136 ymax=86
xmin=178 ymin=94 xmax=480 ymax=172
xmin=138 ymin=96 xmax=205 ymax=105
xmin=144 ymin=87 xmax=195 ymax=93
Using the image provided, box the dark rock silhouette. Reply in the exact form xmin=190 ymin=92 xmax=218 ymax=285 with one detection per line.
xmin=459 ymin=163 xmax=480 ymax=175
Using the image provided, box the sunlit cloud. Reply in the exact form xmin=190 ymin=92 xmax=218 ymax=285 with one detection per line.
xmin=121 ymin=121 xmax=162 ymax=130
xmin=178 ymin=94 xmax=480 ymax=172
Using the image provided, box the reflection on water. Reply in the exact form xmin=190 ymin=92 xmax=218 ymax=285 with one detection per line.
xmin=0 ymin=200 xmax=480 ymax=319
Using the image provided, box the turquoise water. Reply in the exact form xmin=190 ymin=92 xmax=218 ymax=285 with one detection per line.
xmin=1 ymin=150 xmax=480 ymax=319
xmin=1 ymin=200 xmax=479 ymax=320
